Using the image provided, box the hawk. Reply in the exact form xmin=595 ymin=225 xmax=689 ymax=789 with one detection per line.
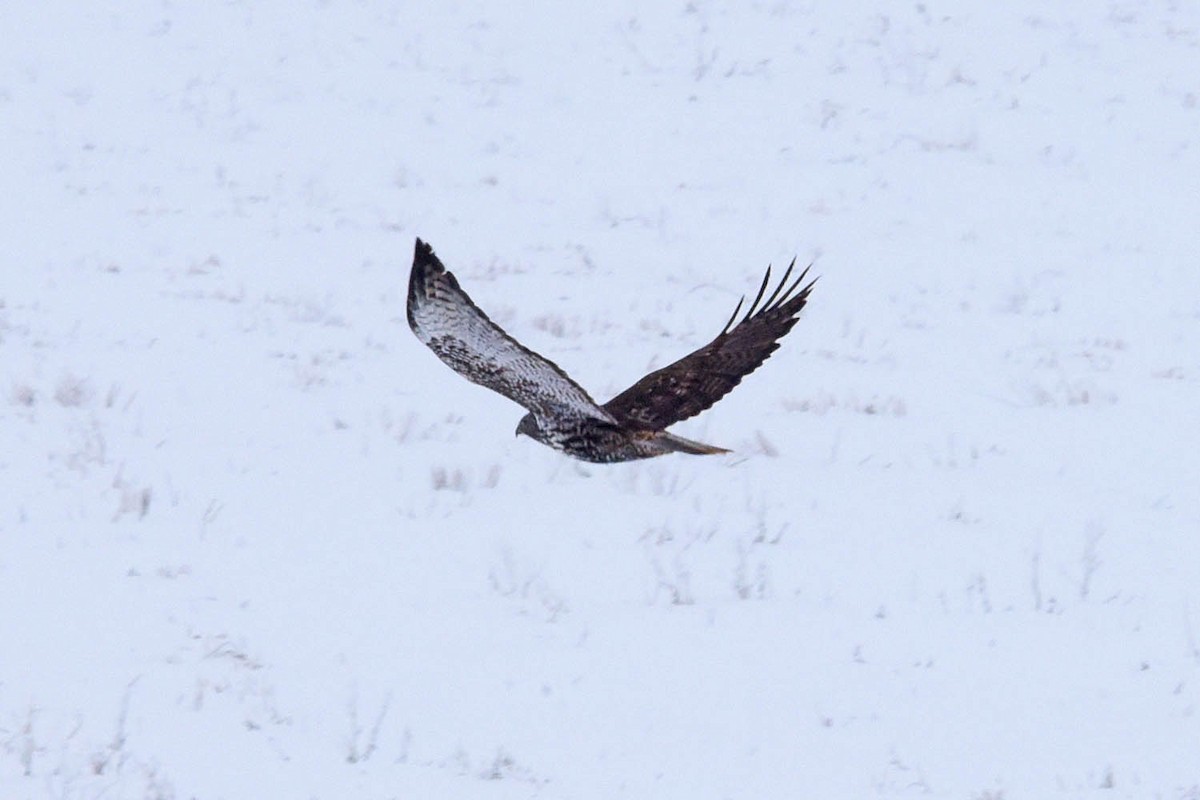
xmin=407 ymin=238 xmax=816 ymax=463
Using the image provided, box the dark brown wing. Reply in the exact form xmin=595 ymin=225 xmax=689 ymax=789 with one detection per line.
xmin=603 ymin=261 xmax=816 ymax=429
xmin=407 ymin=239 xmax=615 ymax=424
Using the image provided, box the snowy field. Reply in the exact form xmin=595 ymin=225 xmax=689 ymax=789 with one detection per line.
xmin=3 ymin=1 xmax=1200 ymax=797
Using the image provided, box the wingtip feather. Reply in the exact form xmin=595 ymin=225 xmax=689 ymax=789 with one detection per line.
xmin=721 ymin=295 xmax=746 ymax=336
xmin=408 ymin=238 xmax=447 ymax=332
xmin=413 ymin=237 xmax=441 ymax=272
xmin=762 ymin=258 xmax=796 ymax=310
xmin=780 ymin=265 xmax=814 ymax=307
xmin=743 ymin=266 xmax=773 ymax=322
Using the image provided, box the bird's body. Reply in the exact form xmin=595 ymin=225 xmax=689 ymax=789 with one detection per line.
xmin=406 ymin=238 xmax=816 ymax=463
xmin=513 ymin=412 xmax=727 ymax=463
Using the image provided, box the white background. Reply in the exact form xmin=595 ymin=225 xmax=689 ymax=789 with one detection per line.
xmin=2 ymin=2 xmax=1199 ymax=797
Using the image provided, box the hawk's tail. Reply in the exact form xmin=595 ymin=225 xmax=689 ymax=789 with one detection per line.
xmin=660 ymin=432 xmax=730 ymax=456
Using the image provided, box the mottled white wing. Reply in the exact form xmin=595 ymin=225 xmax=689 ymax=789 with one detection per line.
xmin=407 ymin=239 xmax=614 ymax=424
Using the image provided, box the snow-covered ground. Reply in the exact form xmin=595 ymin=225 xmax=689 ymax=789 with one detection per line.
xmin=3 ymin=2 xmax=1199 ymax=797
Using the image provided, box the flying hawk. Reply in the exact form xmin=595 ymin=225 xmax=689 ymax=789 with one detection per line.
xmin=407 ymin=238 xmax=816 ymax=463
